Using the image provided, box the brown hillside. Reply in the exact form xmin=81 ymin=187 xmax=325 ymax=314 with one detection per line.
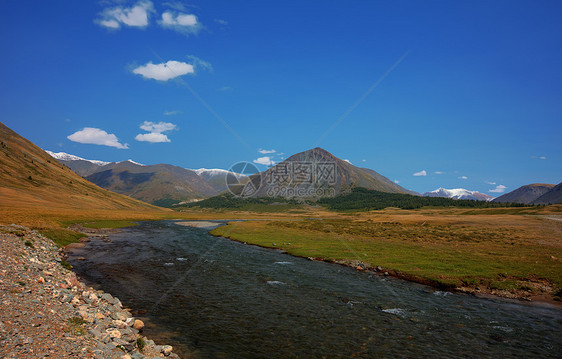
xmin=0 ymin=122 xmax=162 ymax=211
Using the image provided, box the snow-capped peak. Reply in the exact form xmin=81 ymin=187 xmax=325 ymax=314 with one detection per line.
xmin=423 ymin=187 xmax=493 ymax=201
xmin=125 ymin=159 xmax=144 ymax=166
xmin=193 ymin=168 xmax=247 ymax=179
xmin=45 ymin=150 xmax=110 ymax=166
xmin=194 ymin=168 xmax=230 ymax=175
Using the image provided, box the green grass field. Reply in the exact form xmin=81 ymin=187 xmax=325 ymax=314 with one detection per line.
xmin=211 ymin=216 xmax=562 ymax=300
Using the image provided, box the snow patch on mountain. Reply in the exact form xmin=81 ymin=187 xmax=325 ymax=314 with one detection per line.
xmin=193 ymin=168 xmax=247 ymax=179
xmin=45 ymin=150 xmax=110 ymax=166
xmin=422 ymin=188 xmax=493 ymax=201
xmin=124 ymin=159 xmax=144 ymax=166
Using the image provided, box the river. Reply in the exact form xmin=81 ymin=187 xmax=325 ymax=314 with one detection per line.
xmin=67 ymin=220 xmax=562 ymax=358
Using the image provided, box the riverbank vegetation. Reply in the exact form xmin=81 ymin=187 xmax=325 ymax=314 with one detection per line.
xmin=211 ymin=210 xmax=562 ymax=302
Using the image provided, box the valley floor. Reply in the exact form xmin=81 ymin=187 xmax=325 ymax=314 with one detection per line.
xmin=209 ymin=206 xmax=562 ymax=304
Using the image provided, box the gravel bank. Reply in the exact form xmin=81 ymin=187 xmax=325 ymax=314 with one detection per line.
xmin=0 ymin=224 xmax=181 ymax=359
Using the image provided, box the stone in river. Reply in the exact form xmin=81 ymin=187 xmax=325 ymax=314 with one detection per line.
xmin=133 ymin=319 xmax=144 ymax=330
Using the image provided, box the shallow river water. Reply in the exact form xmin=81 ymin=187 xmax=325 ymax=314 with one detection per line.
xmin=67 ymin=220 xmax=562 ymax=358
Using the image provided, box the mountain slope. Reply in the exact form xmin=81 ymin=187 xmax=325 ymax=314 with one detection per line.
xmin=194 ymin=168 xmax=248 ymax=193
xmin=0 ymin=122 xmax=159 ymax=210
xmin=423 ymin=188 xmax=493 ymax=201
xmin=84 ymin=161 xmax=219 ymax=206
xmin=236 ymin=147 xmax=412 ymax=198
xmin=48 ymin=152 xmax=251 ymax=206
xmin=531 ymin=182 xmax=562 ymax=205
xmin=493 ymin=183 xmax=555 ymax=204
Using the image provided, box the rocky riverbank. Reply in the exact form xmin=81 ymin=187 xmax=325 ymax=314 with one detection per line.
xmin=0 ymin=224 xmax=181 ymax=359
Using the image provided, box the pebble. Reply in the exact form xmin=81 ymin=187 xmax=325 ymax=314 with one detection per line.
xmin=0 ymin=224 xmax=181 ymax=358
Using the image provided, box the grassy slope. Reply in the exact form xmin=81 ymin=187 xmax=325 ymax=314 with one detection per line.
xmin=0 ymin=121 xmax=177 ymax=244
xmin=211 ymin=206 xmax=562 ymax=300
xmin=0 ymin=122 xmax=161 ymax=211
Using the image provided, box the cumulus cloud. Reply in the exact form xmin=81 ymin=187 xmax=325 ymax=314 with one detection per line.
xmin=413 ymin=170 xmax=427 ymax=177
xmin=458 ymin=176 xmax=468 ymax=180
xmin=258 ymin=149 xmax=276 ymax=154
xmin=132 ymin=60 xmax=194 ymax=81
xmin=253 ymin=156 xmax=275 ymax=166
xmin=96 ymin=1 xmax=154 ymax=29
xmin=67 ymin=127 xmax=128 ymax=149
xmin=135 ymin=132 xmax=170 ymax=143
xmin=135 ymin=121 xmax=176 ymax=143
xmin=159 ymin=11 xmax=201 ymax=35
xmin=489 ymin=185 xmax=507 ymax=193
xmin=140 ymin=121 xmax=176 ymax=133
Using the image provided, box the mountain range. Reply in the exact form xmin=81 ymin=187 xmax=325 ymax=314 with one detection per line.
xmin=49 ymin=147 xmax=414 ymax=203
xmin=493 ymin=183 xmax=562 ymax=205
xmin=422 ymin=188 xmax=493 ymax=201
xmin=46 ymin=151 xmax=241 ymax=206
xmin=2 ymin=123 xmax=559 ymax=208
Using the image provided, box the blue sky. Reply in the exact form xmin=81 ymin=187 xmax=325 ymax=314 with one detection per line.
xmin=1 ymin=1 xmax=560 ymax=196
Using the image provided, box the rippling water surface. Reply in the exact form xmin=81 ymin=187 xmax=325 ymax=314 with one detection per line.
xmin=68 ymin=221 xmax=562 ymax=358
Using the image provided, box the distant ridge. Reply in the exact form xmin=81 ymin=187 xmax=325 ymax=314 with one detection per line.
xmin=493 ymin=183 xmax=555 ymax=204
xmin=531 ymin=182 xmax=562 ymax=205
xmin=48 ymin=151 xmax=245 ymax=206
xmin=423 ymin=188 xmax=493 ymax=201
xmin=46 ymin=150 xmax=110 ymax=166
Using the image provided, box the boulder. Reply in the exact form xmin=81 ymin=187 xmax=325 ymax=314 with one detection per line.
xmin=133 ymin=319 xmax=144 ymax=330
xmin=161 ymin=345 xmax=173 ymax=356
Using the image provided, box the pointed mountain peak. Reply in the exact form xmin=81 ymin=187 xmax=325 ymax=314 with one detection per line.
xmin=284 ymin=147 xmax=340 ymax=163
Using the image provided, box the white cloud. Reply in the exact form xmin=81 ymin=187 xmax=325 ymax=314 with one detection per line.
xmin=135 ymin=121 xmax=176 ymax=143
xmin=458 ymin=176 xmax=468 ymax=180
xmin=96 ymin=1 xmax=154 ymax=29
xmin=218 ymin=86 xmax=233 ymax=92
xmin=489 ymin=185 xmax=507 ymax=193
xmin=539 ymin=156 xmax=546 ymax=160
xmin=394 ymin=180 xmax=400 ymax=184
xmin=132 ymin=60 xmax=194 ymax=81
xmin=67 ymin=127 xmax=128 ymax=149
xmin=163 ymin=110 xmax=181 ymax=116
xmin=413 ymin=170 xmax=427 ymax=177
xmin=258 ymin=149 xmax=276 ymax=154
xmin=214 ymin=19 xmax=228 ymax=25
xmin=361 ymin=159 xmax=366 ymax=162
xmin=159 ymin=11 xmax=201 ymax=35
xmin=434 ymin=171 xmax=445 ymax=175
xmin=485 ymin=181 xmax=496 ymax=185
xmin=135 ymin=133 xmax=170 ymax=143
xmin=253 ymin=156 xmax=275 ymax=166
xmin=139 ymin=121 xmax=176 ymax=133
xmin=343 ymin=159 xmax=352 ymax=164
